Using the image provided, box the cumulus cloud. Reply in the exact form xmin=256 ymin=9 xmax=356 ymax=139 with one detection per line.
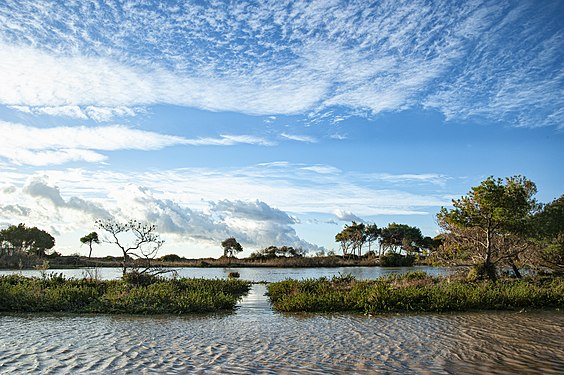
xmin=1 ymin=178 xmax=322 ymax=251
xmin=23 ymin=178 xmax=111 ymax=219
xmin=0 ymin=163 xmax=454 ymax=254
xmin=4 ymin=164 xmax=449 ymax=219
xmin=334 ymin=209 xmax=364 ymax=223
xmin=107 ymin=185 xmax=319 ymax=250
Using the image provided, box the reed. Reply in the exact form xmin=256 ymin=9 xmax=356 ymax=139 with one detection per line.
xmin=0 ymin=274 xmax=251 ymax=314
xmin=267 ymin=272 xmax=564 ymax=313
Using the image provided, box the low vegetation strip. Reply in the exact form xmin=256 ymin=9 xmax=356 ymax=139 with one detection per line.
xmin=0 ymin=274 xmax=251 ymax=314
xmin=266 ymin=272 xmax=564 ymax=313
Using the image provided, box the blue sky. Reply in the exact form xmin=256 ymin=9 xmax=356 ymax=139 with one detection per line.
xmin=0 ymin=0 xmax=562 ymax=257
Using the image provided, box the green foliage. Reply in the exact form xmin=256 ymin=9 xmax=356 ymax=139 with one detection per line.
xmin=529 ymin=195 xmax=564 ymax=271
xmin=122 ymin=270 xmax=162 ymax=286
xmin=335 ymin=222 xmax=367 ymax=257
xmin=80 ymin=231 xmax=100 ymax=259
xmin=221 ymin=237 xmax=243 ymax=258
xmin=0 ymin=275 xmax=251 ymax=314
xmin=160 ymin=254 xmax=183 ymax=262
xmin=437 ymin=176 xmax=540 ymax=278
xmin=380 ymin=223 xmax=424 ymax=255
xmin=267 ymin=273 xmax=563 ymax=313
xmin=249 ymin=245 xmax=305 ymax=260
xmin=466 ymin=263 xmax=497 ymax=282
xmin=380 ymin=253 xmax=415 ymax=267
xmin=0 ymin=223 xmax=55 ymax=257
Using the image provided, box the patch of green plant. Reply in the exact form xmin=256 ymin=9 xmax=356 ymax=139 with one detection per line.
xmin=0 ymin=274 xmax=251 ymax=314
xmin=267 ymin=272 xmax=564 ymax=313
xmin=380 ymin=253 xmax=416 ymax=267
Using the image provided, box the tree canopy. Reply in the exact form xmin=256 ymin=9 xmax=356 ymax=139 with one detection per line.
xmin=80 ymin=231 xmax=100 ymax=259
xmin=0 ymin=223 xmax=55 ymax=257
xmin=379 ymin=223 xmax=424 ymax=255
xmin=249 ymin=245 xmax=305 ymax=260
xmin=221 ymin=237 xmax=243 ymax=259
xmin=335 ymin=222 xmax=366 ymax=257
xmin=436 ymin=176 xmax=539 ymax=279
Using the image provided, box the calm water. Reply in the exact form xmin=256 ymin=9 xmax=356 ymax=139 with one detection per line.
xmin=1 ymin=267 xmax=562 ymax=374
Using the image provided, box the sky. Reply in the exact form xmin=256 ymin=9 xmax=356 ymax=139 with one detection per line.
xmin=0 ymin=0 xmax=563 ymax=258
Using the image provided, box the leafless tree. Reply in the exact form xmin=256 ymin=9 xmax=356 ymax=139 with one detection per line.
xmin=95 ymin=219 xmax=164 ymax=275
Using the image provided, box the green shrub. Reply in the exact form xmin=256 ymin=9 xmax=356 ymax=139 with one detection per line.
xmin=267 ymin=273 xmax=564 ymax=313
xmin=380 ymin=253 xmax=415 ymax=267
xmin=122 ymin=271 xmax=162 ymax=286
xmin=0 ymin=275 xmax=251 ymax=314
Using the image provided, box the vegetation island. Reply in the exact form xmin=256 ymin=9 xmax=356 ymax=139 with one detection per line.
xmin=0 ymin=176 xmax=562 ymax=314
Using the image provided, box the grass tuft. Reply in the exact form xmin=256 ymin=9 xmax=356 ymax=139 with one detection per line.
xmin=0 ymin=274 xmax=251 ymax=314
xmin=267 ymin=272 xmax=564 ymax=313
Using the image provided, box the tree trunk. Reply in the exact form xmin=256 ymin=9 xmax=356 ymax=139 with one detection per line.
xmin=510 ymin=261 xmax=522 ymax=278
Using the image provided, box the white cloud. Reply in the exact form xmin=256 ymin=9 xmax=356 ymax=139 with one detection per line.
xmin=280 ymin=133 xmax=317 ymax=143
xmin=300 ymin=165 xmax=341 ymax=175
xmin=2 ymin=164 xmax=449 ymax=219
xmin=0 ymin=1 xmax=560 ymax=127
xmin=334 ymin=209 xmax=364 ymax=223
xmin=0 ymin=121 xmax=273 ymax=166
xmin=1 ymin=179 xmax=321 ymax=252
xmin=0 ymin=41 xmax=325 ymax=115
xmin=23 ymin=177 xmax=111 ymax=220
xmin=8 ymin=105 xmax=140 ymax=122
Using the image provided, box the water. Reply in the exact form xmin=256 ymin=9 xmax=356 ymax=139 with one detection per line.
xmin=0 ymin=265 xmax=449 ymax=282
xmin=1 ymin=267 xmax=562 ymax=374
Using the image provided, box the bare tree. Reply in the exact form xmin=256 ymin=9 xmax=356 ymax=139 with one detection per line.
xmin=95 ymin=219 xmax=164 ymax=275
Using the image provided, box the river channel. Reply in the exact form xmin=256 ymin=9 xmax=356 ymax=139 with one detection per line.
xmin=1 ymin=267 xmax=562 ymax=374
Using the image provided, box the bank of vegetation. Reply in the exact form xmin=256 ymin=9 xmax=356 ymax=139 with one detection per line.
xmin=267 ymin=272 xmax=564 ymax=313
xmin=0 ymin=272 xmax=251 ymax=314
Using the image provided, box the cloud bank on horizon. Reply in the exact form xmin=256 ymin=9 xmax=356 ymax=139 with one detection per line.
xmin=0 ymin=0 xmax=562 ymax=255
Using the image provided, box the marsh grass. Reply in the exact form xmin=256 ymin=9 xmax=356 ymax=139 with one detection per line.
xmin=267 ymin=272 xmax=563 ymax=313
xmin=0 ymin=274 xmax=251 ymax=314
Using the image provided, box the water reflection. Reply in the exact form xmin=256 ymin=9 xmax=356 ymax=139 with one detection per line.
xmin=0 ymin=265 xmax=450 ymax=282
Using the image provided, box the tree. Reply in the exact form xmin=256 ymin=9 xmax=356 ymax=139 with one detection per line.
xmin=436 ymin=176 xmax=538 ymax=280
xmin=364 ymin=224 xmax=381 ymax=256
xmin=80 ymin=232 xmax=100 ymax=259
xmin=527 ymin=195 xmax=564 ymax=271
xmin=379 ymin=223 xmax=424 ymax=256
xmin=249 ymin=245 xmax=305 ymax=260
xmin=0 ymin=223 xmax=55 ymax=257
xmin=95 ymin=219 xmax=164 ymax=275
xmin=221 ymin=237 xmax=243 ymax=260
xmin=335 ymin=222 xmax=366 ymax=258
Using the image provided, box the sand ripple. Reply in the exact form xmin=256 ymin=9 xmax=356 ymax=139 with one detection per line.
xmin=0 ymin=285 xmax=562 ymax=374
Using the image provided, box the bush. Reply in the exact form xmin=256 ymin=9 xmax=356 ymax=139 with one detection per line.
xmin=160 ymin=254 xmax=183 ymax=262
xmin=0 ymin=275 xmax=251 ymax=314
xmin=380 ymin=253 xmax=415 ymax=267
xmin=466 ymin=263 xmax=497 ymax=282
xmin=122 ymin=271 xmax=162 ymax=286
xmin=267 ymin=273 xmax=564 ymax=313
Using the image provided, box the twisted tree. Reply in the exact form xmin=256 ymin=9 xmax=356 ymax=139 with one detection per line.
xmin=96 ymin=219 xmax=164 ymax=275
